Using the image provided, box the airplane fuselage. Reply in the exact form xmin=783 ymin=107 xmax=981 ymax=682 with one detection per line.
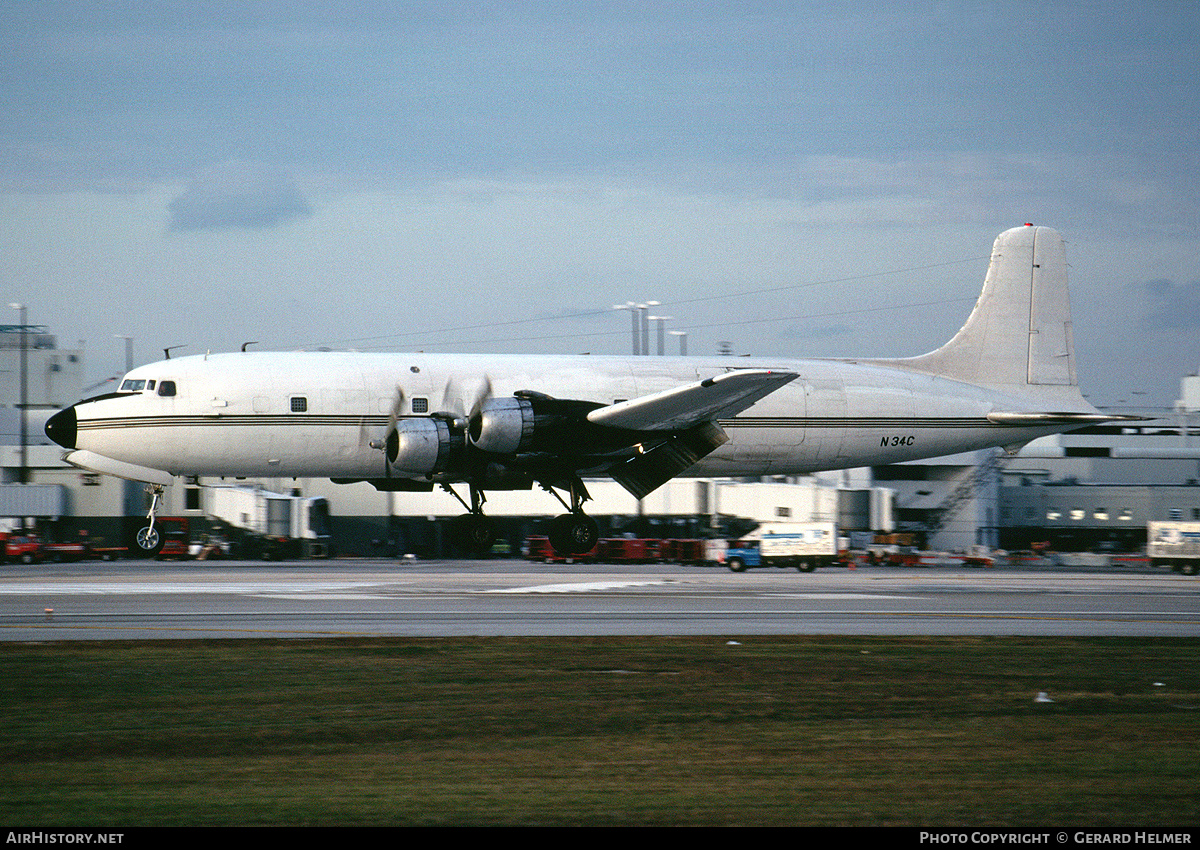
xmin=59 ymin=350 xmax=1070 ymax=483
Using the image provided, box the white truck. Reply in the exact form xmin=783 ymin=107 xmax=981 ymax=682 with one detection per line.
xmin=724 ymin=522 xmax=846 ymax=573
xmin=205 ymin=485 xmax=333 ymax=559
xmin=1147 ymin=521 xmax=1200 ymax=575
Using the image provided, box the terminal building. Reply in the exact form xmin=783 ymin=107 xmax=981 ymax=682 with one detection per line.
xmin=2 ymin=323 xmax=1197 ymax=558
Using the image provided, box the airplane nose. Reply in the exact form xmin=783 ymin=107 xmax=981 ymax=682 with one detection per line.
xmin=45 ymin=405 xmax=77 ymax=450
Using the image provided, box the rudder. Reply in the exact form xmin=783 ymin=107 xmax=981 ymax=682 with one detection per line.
xmin=890 ymin=224 xmax=1078 ymax=390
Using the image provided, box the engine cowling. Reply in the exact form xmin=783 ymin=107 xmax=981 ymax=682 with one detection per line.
xmin=470 ymin=396 xmax=535 ymax=454
xmin=388 ymin=416 xmax=464 ymax=477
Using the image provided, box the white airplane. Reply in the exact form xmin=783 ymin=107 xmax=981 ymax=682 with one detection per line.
xmin=45 ymin=224 xmax=1120 ymax=556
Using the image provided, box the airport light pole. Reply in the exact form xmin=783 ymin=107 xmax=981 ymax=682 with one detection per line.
xmin=613 ymin=303 xmax=640 ymax=355
xmin=670 ymin=330 xmax=688 ymax=356
xmin=638 ymin=301 xmax=658 ymax=356
xmin=650 ymin=316 xmax=672 ymax=356
xmin=8 ymin=303 xmax=27 ymax=484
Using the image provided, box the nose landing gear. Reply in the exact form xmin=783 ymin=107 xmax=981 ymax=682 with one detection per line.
xmin=134 ymin=484 xmax=166 ymax=557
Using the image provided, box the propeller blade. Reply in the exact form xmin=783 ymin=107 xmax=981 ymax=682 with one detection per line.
xmin=370 ymin=385 xmax=405 ymax=451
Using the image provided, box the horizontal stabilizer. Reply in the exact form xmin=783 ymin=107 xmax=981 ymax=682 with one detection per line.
xmin=64 ymin=449 xmax=175 ymax=487
xmin=587 ymin=369 xmax=797 ymax=431
xmin=986 ymin=411 xmax=1145 ymax=426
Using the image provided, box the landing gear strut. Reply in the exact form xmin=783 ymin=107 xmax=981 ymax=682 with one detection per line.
xmin=135 ymin=484 xmax=166 ymax=557
xmin=543 ymin=478 xmax=599 ymax=557
xmin=443 ymin=483 xmax=496 ymax=558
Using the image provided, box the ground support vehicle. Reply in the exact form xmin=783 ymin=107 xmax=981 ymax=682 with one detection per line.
xmin=1148 ymin=521 xmax=1200 ymax=575
xmin=1 ymin=532 xmax=42 ymax=565
xmin=724 ymin=523 xmax=845 ymax=573
xmin=525 ymin=536 xmax=597 ymax=563
xmin=206 ymin=486 xmax=333 ymax=559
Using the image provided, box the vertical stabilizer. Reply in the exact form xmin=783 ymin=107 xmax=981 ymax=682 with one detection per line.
xmin=888 ymin=224 xmax=1078 ymax=391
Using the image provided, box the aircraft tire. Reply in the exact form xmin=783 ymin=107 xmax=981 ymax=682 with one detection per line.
xmin=548 ymin=514 xmax=597 ymax=556
xmin=133 ymin=526 xmax=165 ymax=558
xmin=451 ymin=514 xmax=495 ymax=559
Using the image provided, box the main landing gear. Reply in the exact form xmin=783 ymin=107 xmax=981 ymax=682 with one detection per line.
xmin=542 ymin=478 xmax=599 ymax=557
xmin=442 ymin=477 xmax=599 ymax=559
xmin=443 ymin=483 xmax=497 ymax=558
xmin=135 ymin=484 xmax=167 ymax=557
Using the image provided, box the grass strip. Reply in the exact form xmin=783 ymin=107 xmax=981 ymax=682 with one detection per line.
xmin=0 ymin=635 xmax=1196 ymax=826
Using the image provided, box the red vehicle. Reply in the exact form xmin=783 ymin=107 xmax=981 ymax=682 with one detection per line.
xmin=659 ymin=539 xmax=706 ymax=565
xmin=155 ymin=518 xmax=191 ymax=560
xmin=596 ymin=538 xmax=661 ymax=563
xmin=1 ymin=532 xmax=43 ymax=565
xmin=524 ymin=536 xmax=597 ymax=563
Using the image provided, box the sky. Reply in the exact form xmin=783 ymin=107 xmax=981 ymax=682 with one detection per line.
xmin=1 ymin=1 xmax=1198 ymax=411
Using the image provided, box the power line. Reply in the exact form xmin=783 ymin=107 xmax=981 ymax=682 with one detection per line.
xmin=288 ymin=254 xmax=987 ymax=351
xmin=347 ymin=295 xmax=977 ymax=352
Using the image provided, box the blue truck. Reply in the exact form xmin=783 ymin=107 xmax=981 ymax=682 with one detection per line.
xmin=723 ymin=522 xmax=846 ymax=573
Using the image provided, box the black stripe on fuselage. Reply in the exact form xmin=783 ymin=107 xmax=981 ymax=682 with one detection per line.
xmin=75 ymin=415 xmax=1001 ymax=431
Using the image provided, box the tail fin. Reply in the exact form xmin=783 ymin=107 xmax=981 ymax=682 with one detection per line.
xmin=886 ymin=224 xmax=1081 ymax=394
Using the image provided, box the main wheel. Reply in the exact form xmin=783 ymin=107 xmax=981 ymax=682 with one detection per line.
xmin=548 ymin=514 xmax=598 ymax=556
xmin=450 ymin=514 xmax=496 ymax=558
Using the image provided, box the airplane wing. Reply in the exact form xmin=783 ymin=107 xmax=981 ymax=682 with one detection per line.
xmin=586 ymin=369 xmax=798 ymax=500
xmin=586 ymin=369 xmax=798 ymax=431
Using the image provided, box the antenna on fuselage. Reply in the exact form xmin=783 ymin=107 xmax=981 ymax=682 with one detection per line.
xmin=164 ymin=345 xmax=185 ymax=360
xmin=241 ymin=341 xmax=259 ymax=352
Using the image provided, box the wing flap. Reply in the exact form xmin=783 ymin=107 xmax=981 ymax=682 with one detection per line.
xmin=586 ymin=369 xmax=798 ymax=431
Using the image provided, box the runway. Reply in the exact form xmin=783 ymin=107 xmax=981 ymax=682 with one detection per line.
xmin=1 ymin=559 xmax=1198 ymax=640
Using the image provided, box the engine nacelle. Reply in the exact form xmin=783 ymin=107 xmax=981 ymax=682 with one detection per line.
xmin=470 ymin=396 xmax=535 ymax=454
xmin=388 ymin=416 xmax=464 ymax=477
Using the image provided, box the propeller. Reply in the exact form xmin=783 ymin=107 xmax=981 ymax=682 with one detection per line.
xmin=369 ymin=385 xmax=405 ymax=454
xmin=439 ymin=375 xmax=493 ymax=442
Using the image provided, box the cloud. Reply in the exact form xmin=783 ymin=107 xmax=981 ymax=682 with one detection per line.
xmin=167 ymin=161 xmax=311 ymax=231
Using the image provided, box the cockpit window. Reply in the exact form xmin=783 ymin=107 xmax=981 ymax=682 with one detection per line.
xmin=119 ymin=379 xmax=147 ymax=392
xmin=158 ymin=381 xmax=176 ymax=397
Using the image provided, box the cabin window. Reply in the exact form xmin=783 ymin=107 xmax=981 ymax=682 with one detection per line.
xmin=412 ymin=397 xmax=429 ymax=414
xmin=158 ymin=381 xmax=176 ymax=397
xmin=291 ymin=396 xmax=308 ymax=413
